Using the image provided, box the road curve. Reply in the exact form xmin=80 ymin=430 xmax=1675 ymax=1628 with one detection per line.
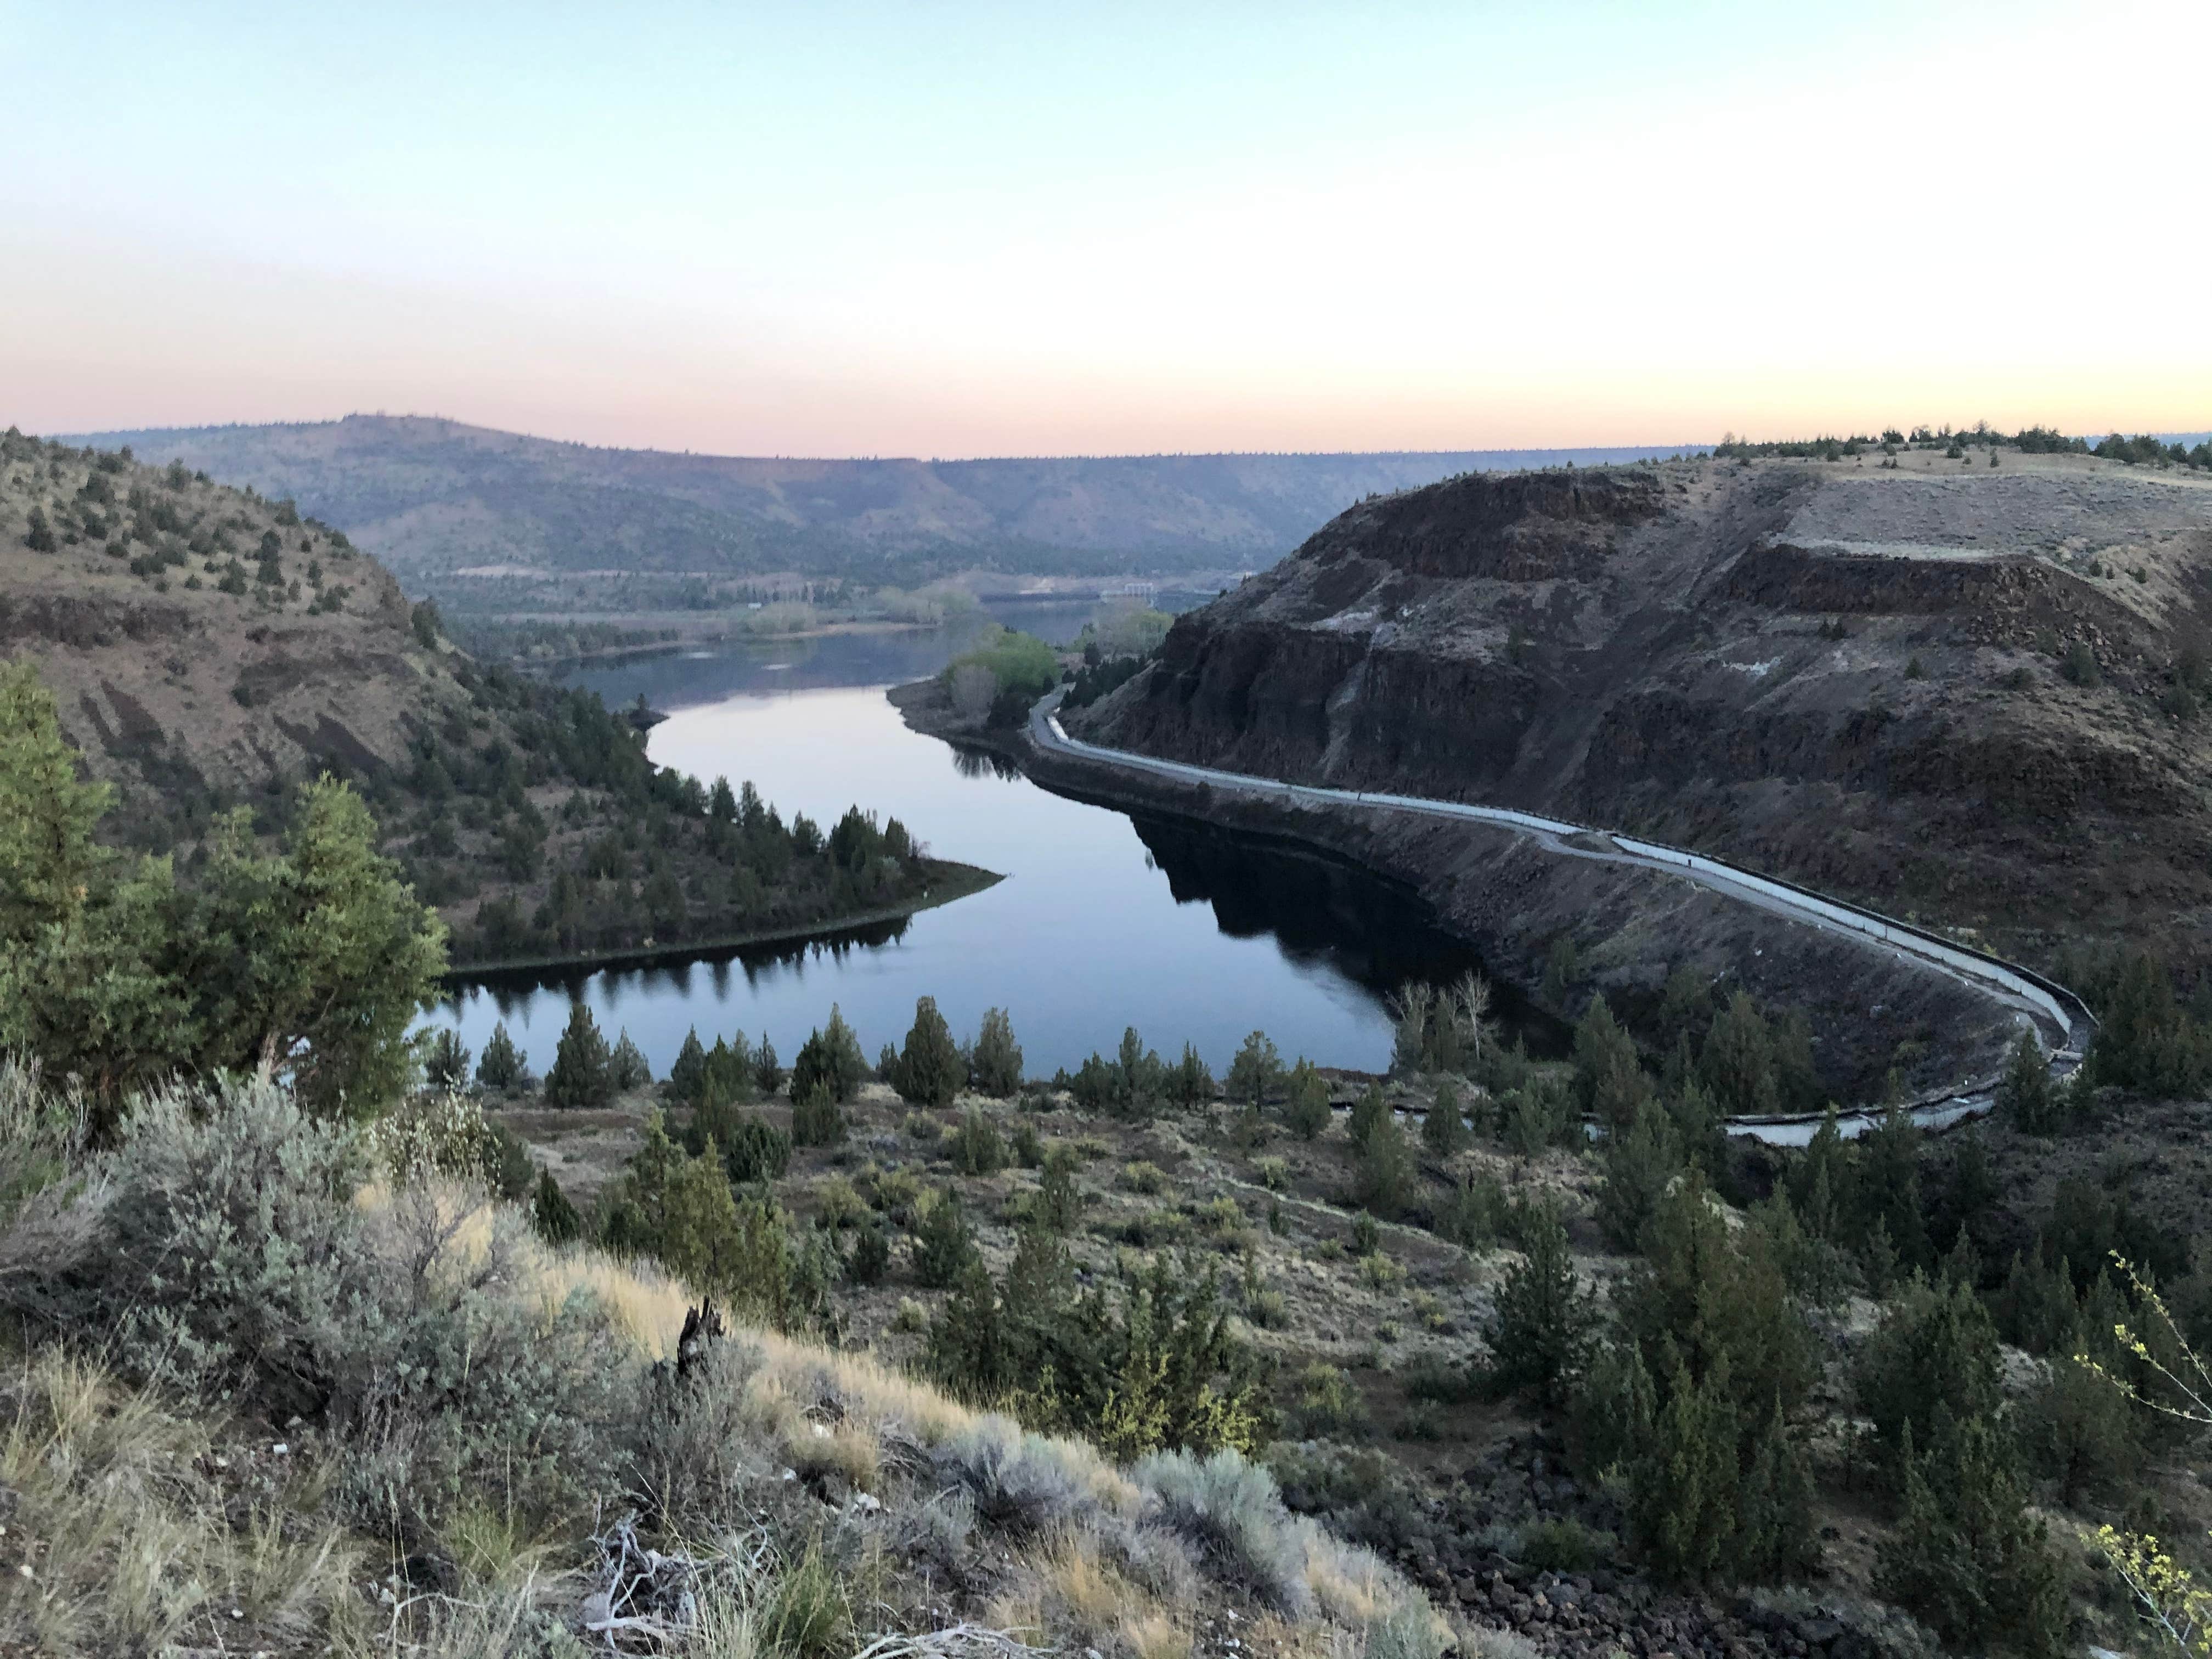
xmin=1024 ymin=692 xmax=2094 ymax=1143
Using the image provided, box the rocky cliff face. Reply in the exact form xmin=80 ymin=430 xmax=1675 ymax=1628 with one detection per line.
xmin=1079 ymin=453 xmax=2212 ymax=977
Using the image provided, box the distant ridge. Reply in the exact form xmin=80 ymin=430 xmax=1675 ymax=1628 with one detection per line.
xmin=59 ymin=414 xmax=1706 ymax=591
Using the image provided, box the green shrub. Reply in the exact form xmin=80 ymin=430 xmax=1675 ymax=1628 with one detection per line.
xmin=947 ymin=1105 xmax=1007 ymax=1175
xmin=1515 ymin=1516 xmax=1609 ymax=1573
xmin=1137 ymin=1449 xmax=1313 ymax=1614
xmin=847 ymin=1222 xmax=890 ymax=1285
xmin=790 ymin=1082 xmax=845 ymax=1148
xmin=913 ymin=1188 xmax=977 ymax=1288
xmin=96 ymin=1076 xmax=364 ymax=1405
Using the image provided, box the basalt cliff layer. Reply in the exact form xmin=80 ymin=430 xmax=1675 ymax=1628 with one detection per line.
xmin=1076 ymin=452 xmax=2212 ymax=984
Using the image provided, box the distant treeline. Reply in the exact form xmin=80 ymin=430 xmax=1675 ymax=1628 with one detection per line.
xmin=1715 ymin=422 xmax=2212 ymax=469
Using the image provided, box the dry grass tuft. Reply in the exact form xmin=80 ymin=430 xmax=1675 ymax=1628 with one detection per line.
xmin=0 ymin=1348 xmax=362 ymax=1657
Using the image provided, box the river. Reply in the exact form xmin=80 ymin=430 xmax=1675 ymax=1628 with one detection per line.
xmin=427 ymin=602 xmax=1544 ymax=1082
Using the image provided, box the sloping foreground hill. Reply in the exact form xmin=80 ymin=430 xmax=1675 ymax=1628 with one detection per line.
xmin=0 ymin=1060 xmax=1451 ymax=1658
xmin=66 ymin=413 xmax=1689 ymax=590
xmin=0 ymin=427 xmax=987 ymax=969
xmin=1077 ymin=447 xmax=2212 ymax=983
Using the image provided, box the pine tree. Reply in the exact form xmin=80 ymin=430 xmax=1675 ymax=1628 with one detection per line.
xmin=893 ymin=995 xmax=964 ymax=1107
xmin=1034 ymin=1146 xmax=1081 ymax=1233
xmin=1482 ymin=1200 xmax=1596 ymax=1407
xmin=929 ymin=1257 xmax=1013 ymax=1396
xmin=476 ymin=1020 xmax=524 ymax=1091
xmin=971 ymin=1006 xmax=1024 ymax=1096
xmin=753 ymin=1033 xmax=782 ymax=1094
xmin=544 ymin=1001 xmax=614 ymax=1109
xmin=1283 ymin=1059 xmax=1331 ymax=1140
xmin=1855 ymin=1273 xmax=2005 ymax=1482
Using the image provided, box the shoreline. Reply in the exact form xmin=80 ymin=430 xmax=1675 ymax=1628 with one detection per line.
xmin=439 ymin=857 xmax=1004 ymax=985
xmin=883 ymin=675 xmax=2017 ymax=1107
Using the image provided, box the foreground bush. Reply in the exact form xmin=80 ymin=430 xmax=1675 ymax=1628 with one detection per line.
xmin=0 ymin=1057 xmax=1448 ymax=1658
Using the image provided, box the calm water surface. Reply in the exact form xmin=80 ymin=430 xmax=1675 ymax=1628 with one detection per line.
xmin=431 ymin=606 xmax=1516 ymax=1079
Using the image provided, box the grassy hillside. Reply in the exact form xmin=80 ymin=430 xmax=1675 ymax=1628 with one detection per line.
xmin=0 ymin=1060 xmax=1449 ymax=1659
xmin=0 ymin=427 xmax=992 ymax=970
xmin=61 ymin=414 xmax=1694 ymax=604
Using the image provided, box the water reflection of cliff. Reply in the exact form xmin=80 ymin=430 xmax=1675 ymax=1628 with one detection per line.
xmin=950 ymin=744 xmax=1025 ymax=782
xmin=1129 ymin=815 xmax=1564 ymax=1053
xmin=460 ymin=916 xmax=913 ymax=1021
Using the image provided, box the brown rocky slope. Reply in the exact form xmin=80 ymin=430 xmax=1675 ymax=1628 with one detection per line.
xmin=1076 ymin=450 xmax=2212 ymax=986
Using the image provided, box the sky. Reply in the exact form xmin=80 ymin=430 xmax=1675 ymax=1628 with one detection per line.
xmin=4 ymin=1 xmax=2206 ymax=459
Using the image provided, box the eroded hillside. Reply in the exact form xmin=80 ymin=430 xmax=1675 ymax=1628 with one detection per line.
xmin=0 ymin=428 xmax=986 ymax=969
xmin=1077 ymin=450 xmax=2212 ymax=977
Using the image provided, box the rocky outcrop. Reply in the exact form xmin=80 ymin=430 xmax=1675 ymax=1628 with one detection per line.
xmin=1079 ymin=455 xmax=2212 ymax=979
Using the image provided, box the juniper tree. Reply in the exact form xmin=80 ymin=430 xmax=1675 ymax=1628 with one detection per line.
xmin=791 ymin=1004 xmax=867 ymax=1102
xmin=912 ymin=1187 xmax=977 ymax=1288
xmin=545 ymin=1001 xmax=614 ymax=1109
xmin=1423 ymin=1079 xmax=1469 ymax=1158
xmin=1347 ymin=1081 xmax=1389 ymax=1152
xmin=1482 ymin=1200 xmax=1596 ymax=1408
xmin=891 ymin=995 xmax=964 ymax=1107
xmin=477 ymin=1021 xmax=524 ymax=1091
xmin=668 ymin=1026 xmax=708 ymax=1101
xmin=970 ymin=1006 xmax=1024 ymax=1096
xmin=1283 ymin=1059 xmax=1331 ymax=1140
xmin=1998 ymin=1029 xmax=2057 ymax=1131
xmin=1227 ymin=1030 xmax=1282 ymax=1109
xmin=531 ymin=1165 xmax=582 ymax=1245
xmin=790 ymin=1081 xmax=846 ymax=1148
xmin=1573 ymin=996 xmax=1650 ymax=1127
xmin=609 ymin=1029 xmax=652 ymax=1092
xmin=1596 ymin=1098 xmax=1685 ymax=1252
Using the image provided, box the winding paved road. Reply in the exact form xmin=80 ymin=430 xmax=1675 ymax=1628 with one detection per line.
xmin=1025 ymin=692 xmax=2094 ymax=1144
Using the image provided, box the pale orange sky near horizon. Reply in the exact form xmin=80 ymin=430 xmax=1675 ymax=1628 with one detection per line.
xmin=4 ymin=2 xmax=2207 ymax=459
